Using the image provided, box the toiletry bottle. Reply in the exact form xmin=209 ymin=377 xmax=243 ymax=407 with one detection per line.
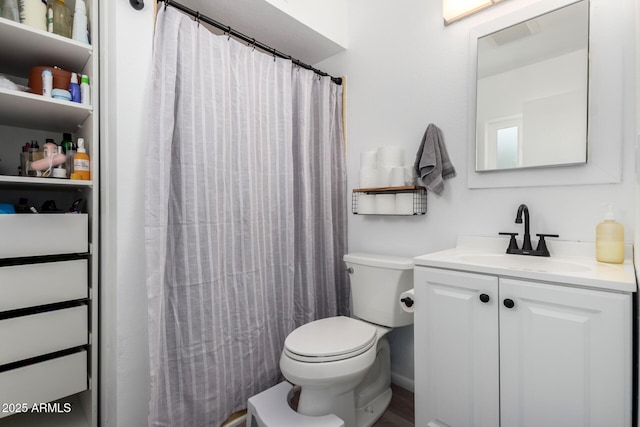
xmin=42 ymin=69 xmax=52 ymax=97
xmin=20 ymin=142 xmax=29 ymax=176
xmin=28 ymin=140 xmax=43 ymax=176
xmin=61 ymin=133 xmax=76 ymax=175
xmin=0 ymin=0 xmax=21 ymax=22
xmin=71 ymin=0 xmax=88 ymax=44
xmin=69 ymin=72 xmax=80 ymax=103
xmin=52 ymin=145 xmax=67 ymax=178
xmin=46 ymin=4 xmax=52 ymax=31
xmin=80 ymin=74 xmax=90 ymax=105
xmin=20 ymin=0 xmax=47 ymax=31
xmin=596 ymin=203 xmax=624 ymax=264
xmin=46 ymin=0 xmax=71 ymax=38
xmin=72 ymin=138 xmax=90 ymax=180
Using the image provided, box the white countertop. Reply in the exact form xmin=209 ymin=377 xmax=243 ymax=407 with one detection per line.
xmin=414 ymin=236 xmax=637 ymax=293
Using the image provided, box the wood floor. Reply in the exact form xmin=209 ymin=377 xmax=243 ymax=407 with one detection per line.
xmin=373 ymin=384 xmax=415 ymax=427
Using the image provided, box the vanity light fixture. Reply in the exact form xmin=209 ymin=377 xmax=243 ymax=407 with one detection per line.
xmin=443 ymin=0 xmax=504 ymax=25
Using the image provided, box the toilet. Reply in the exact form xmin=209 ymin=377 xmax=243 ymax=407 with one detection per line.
xmin=251 ymin=253 xmax=413 ymax=427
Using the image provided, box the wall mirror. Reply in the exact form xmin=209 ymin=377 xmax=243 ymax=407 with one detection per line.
xmin=475 ymin=0 xmax=589 ymax=172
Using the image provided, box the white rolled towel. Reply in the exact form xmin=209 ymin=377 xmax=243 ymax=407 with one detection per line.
xmin=390 ymin=166 xmax=405 ymax=187
xmin=359 ymin=168 xmax=378 ymax=188
xmin=375 ymin=194 xmax=396 ymax=215
xmin=377 ymin=166 xmax=393 ymax=187
xmin=358 ymin=194 xmax=376 ymax=214
xmin=396 ymin=193 xmax=414 ymax=215
xmin=377 ymin=146 xmax=404 ymax=167
xmin=360 ymin=150 xmax=377 ymax=170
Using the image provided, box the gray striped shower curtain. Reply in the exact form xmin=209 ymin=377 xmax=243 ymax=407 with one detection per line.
xmin=145 ymin=6 xmax=348 ymax=427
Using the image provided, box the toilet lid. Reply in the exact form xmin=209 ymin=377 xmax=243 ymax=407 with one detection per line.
xmin=284 ymin=316 xmax=377 ymax=363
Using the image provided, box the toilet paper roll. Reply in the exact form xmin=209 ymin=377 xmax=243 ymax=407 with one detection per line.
xmin=377 ymin=146 xmax=404 ymax=167
xmin=377 ymin=166 xmax=393 ymax=187
xmin=359 ymin=168 xmax=379 ymax=188
xmin=375 ymin=194 xmax=396 ymax=215
xmin=404 ymin=165 xmax=416 ymax=186
xmin=400 ymin=289 xmax=415 ymax=313
xmin=396 ymin=193 xmax=414 ymax=215
xmin=360 ymin=150 xmax=377 ymax=170
xmin=358 ymin=194 xmax=376 ymax=214
xmin=390 ymin=166 xmax=405 ymax=187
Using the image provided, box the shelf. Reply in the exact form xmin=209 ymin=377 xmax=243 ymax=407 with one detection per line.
xmin=0 ymin=88 xmax=92 ymax=132
xmin=352 ymin=186 xmax=427 ymax=215
xmin=0 ymin=175 xmax=92 ymax=189
xmin=352 ymin=185 xmax=425 ymax=193
xmin=0 ymin=17 xmax=92 ymax=77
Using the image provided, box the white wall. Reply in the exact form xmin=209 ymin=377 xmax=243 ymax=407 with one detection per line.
xmin=100 ymin=1 xmax=155 ymax=426
xmin=263 ymin=0 xmax=347 ymax=47
xmin=317 ymin=0 xmax=636 ymax=389
xmin=101 ymin=0 xmax=636 ymax=409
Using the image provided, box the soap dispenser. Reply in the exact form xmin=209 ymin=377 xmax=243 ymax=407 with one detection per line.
xmin=596 ymin=203 xmax=624 ymax=264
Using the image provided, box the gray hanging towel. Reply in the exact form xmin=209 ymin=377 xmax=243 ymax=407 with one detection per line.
xmin=413 ymin=123 xmax=456 ymax=195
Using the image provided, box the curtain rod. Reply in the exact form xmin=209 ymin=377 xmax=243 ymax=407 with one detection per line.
xmin=156 ymin=0 xmax=342 ymax=85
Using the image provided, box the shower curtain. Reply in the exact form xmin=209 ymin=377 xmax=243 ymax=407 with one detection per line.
xmin=145 ymin=7 xmax=348 ymax=427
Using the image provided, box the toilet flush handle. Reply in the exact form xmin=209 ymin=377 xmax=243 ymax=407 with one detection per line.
xmin=346 ymin=267 xmax=354 ymax=274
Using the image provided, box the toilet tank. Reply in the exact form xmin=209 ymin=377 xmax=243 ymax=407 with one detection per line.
xmin=344 ymin=253 xmax=414 ymax=327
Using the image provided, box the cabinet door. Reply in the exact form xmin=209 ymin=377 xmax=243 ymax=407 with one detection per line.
xmin=500 ymin=278 xmax=632 ymax=427
xmin=415 ymin=267 xmax=499 ymax=427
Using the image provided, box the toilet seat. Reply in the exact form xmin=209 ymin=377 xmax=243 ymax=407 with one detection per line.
xmin=284 ymin=317 xmax=377 ymax=363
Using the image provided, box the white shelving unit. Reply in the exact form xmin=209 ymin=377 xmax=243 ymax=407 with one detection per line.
xmin=0 ymin=3 xmax=98 ymax=427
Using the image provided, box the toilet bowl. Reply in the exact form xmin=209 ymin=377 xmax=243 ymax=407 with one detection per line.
xmin=280 ymin=316 xmax=392 ymax=426
xmin=275 ymin=253 xmax=414 ymax=427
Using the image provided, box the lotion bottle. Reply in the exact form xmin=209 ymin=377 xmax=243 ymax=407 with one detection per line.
xmin=69 ymin=72 xmax=80 ymax=103
xmin=72 ymin=138 xmax=90 ymax=180
xmin=596 ymin=203 xmax=624 ymax=264
xmin=71 ymin=0 xmax=88 ymax=44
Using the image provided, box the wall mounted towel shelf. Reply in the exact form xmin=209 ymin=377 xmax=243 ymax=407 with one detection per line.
xmin=352 ymin=186 xmax=427 ymax=215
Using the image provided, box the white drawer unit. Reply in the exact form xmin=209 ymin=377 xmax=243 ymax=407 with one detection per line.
xmin=0 ymin=350 xmax=87 ymax=420
xmin=0 ymin=259 xmax=88 ymax=312
xmin=0 ymin=305 xmax=88 ymax=366
xmin=0 ymin=214 xmax=88 ymax=259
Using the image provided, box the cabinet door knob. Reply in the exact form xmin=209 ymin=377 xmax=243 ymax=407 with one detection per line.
xmin=479 ymin=293 xmax=490 ymax=303
xmin=503 ymin=298 xmax=515 ymax=309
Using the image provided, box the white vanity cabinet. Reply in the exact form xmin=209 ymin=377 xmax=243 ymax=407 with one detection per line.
xmin=415 ymin=266 xmax=632 ymax=427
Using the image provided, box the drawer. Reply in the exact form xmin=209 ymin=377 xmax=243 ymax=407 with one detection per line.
xmin=0 ymin=214 xmax=88 ymax=259
xmin=0 ymin=259 xmax=88 ymax=312
xmin=0 ymin=305 xmax=88 ymax=366
xmin=0 ymin=350 xmax=87 ymax=420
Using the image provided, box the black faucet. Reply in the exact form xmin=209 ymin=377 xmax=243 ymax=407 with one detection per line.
xmin=499 ymin=204 xmax=559 ymax=257
xmin=515 ymin=204 xmax=533 ymax=252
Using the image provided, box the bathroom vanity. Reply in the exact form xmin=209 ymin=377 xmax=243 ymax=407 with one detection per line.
xmin=413 ymin=236 xmax=636 ymax=427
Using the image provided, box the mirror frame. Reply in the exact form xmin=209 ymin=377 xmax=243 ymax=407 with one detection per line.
xmin=467 ymin=0 xmax=625 ymax=189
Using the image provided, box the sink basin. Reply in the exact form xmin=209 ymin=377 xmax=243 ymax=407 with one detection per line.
xmin=413 ymin=236 xmax=636 ymax=293
xmin=457 ymin=253 xmax=594 ymax=273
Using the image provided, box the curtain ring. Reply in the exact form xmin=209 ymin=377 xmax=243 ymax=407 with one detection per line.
xmin=272 ymin=48 xmax=277 ymax=62
xmin=164 ymin=0 xmax=169 ymax=10
xmin=226 ymin=26 xmax=232 ymax=40
xmin=249 ymin=38 xmax=256 ymax=51
xmin=195 ymin=11 xmax=200 ymax=26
